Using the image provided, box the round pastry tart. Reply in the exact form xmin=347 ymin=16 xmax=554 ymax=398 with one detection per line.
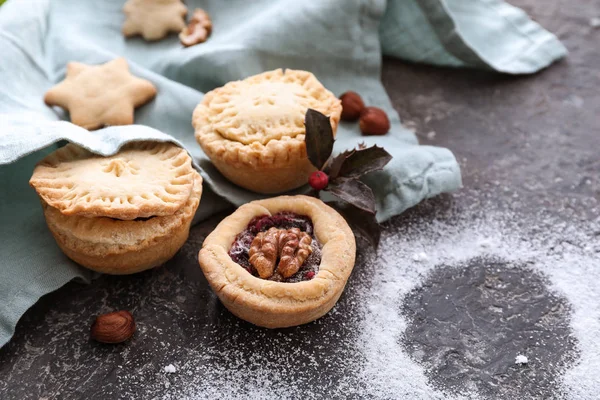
xmin=30 ymin=142 xmax=202 ymax=274
xmin=193 ymin=69 xmax=342 ymax=194
xmin=198 ymin=195 xmax=356 ymax=328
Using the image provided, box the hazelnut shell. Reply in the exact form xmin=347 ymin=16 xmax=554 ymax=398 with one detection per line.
xmin=339 ymin=91 xmax=365 ymax=121
xmin=90 ymin=310 xmax=135 ymax=344
xmin=359 ymin=107 xmax=390 ymax=136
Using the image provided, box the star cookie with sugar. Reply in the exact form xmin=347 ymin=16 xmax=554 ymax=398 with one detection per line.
xmin=122 ymin=0 xmax=188 ymax=41
xmin=44 ymin=58 xmax=157 ymax=130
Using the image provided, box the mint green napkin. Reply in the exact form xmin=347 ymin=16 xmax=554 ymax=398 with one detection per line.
xmin=0 ymin=0 xmax=566 ymax=347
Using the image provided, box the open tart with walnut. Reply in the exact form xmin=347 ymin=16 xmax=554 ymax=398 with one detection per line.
xmin=198 ymin=195 xmax=356 ymax=328
xmin=30 ymin=142 xmax=202 ymax=274
xmin=193 ymin=69 xmax=342 ymax=194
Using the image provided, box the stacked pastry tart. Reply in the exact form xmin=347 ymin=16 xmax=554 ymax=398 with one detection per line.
xmin=193 ymin=69 xmax=342 ymax=194
xmin=29 ymin=142 xmax=202 ymax=274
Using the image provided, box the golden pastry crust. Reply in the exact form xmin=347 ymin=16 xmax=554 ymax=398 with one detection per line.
xmin=122 ymin=0 xmax=188 ymax=41
xmin=198 ymin=195 xmax=356 ymax=328
xmin=43 ymin=172 xmax=203 ymax=275
xmin=44 ymin=58 xmax=157 ymax=130
xmin=193 ymin=69 xmax=342 ymax=194
xmin=30 ymin=142 xmax=195 ymax=220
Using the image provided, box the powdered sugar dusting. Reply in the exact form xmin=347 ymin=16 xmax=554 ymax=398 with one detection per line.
xmin=164 ymin=364 xmax=177 ymax=374
xmin=515 ymin=355 xmax=528 ymax=365
xmin=123 ymin=196 xmax=599 ymax=399
xmin=412 ymin=251 xmax=429 ymax=262
xmin=354 ymin=201 xmax=599 ymax=399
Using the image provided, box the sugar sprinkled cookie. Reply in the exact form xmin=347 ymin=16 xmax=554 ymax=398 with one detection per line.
xmin=44 ymin=58 xmax=156 ymax=130
xmin=122 ymin=0 xmax=188 ymax=41
xmin=30 ymin=142 xmax=195 ymax=220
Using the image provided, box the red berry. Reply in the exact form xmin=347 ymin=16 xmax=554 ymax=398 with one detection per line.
xmin=305 ymin=271 xmax=315 ymax=280
xmin=309 ymin=171 xmax=329 ymax=191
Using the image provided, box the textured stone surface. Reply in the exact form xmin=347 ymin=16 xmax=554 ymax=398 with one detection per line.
xmin=401 ymin=259 xmax=577 ymax=398
xmin=1 ymin=0 xmax=599 ymax=398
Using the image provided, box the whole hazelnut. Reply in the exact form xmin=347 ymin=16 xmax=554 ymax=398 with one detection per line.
xmin=359 ymin=107 xmax=390 ymax=136
xmin=90 ymin=310 xmax=135 ymax=344
xmin=339 ymin=91 xmax=365 ymax=121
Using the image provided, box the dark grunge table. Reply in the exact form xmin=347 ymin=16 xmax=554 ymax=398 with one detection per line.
xmin=1 ymin=1 xmax=598 ymax=398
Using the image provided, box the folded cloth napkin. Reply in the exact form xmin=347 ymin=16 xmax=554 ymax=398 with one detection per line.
xmin=0 ymin=0 xmax=566 ymax=347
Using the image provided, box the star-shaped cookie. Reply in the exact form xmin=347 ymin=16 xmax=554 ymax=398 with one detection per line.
xmin=44 ymin=58 xmax=157 ymax=130
xmin=122 ymin=0 xmax=188 ymax=41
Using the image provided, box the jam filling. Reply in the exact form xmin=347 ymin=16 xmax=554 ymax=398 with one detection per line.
xmin=133 ymin=216 xmax=154 ymax=221
xmin=229 ymin=212 xmax=322 ymax=283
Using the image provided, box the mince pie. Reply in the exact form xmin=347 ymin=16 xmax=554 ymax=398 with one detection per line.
xmin=198 ymin=195 xmax=356 ymax=328
xmin=30 ymin=142 xmax=202 ymax=274
xmin=193 ymin=69 xmax=342 ymax=194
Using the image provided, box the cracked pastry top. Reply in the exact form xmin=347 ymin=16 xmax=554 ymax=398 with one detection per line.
xmin=198 ymin=195 xmax=356 ymax=328
xmin=30 ymin=142 xmax=196 ymax=220
xmin=193 ymin=69 xmax=342 ymax=194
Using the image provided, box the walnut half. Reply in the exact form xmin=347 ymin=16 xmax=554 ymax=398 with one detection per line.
xmin=179 ymin=9 xmax=212 ymax=47
xmin=248 ymin=227 xmax=313 ymax=279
